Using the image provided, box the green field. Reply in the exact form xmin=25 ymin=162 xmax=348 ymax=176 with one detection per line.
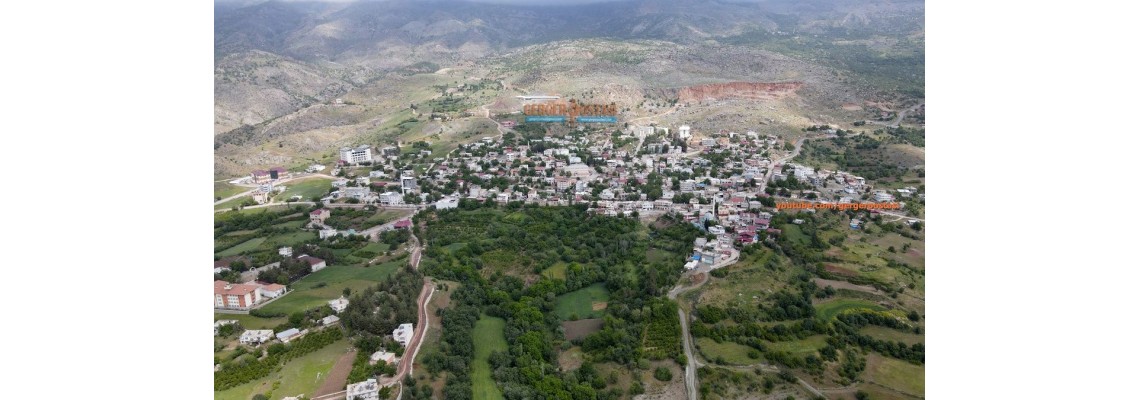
xmin=473 ymin=315 xmax=507 ymax=400
xmin=865 ymin=354 xmax=925 ymax=396
xmin=554 ymin=283 xmax=610 ymax=320
xmin=815 ymin=298 xmax=885 ymax=321
xmin=214 ymin=313 xmax=286 ymax=330
xmin=215 ymin=182 xmax=248 ymax=200
xmin=781 ymin=224 xmax=808 ymax=245
xmin=695 ymin=337 xmax=758 ymax=365
xmin=274 ymin=177 xmax=333 ymax=201
xmin=258 ymin=261 xmax=403 ymax=315
xmin=215 ymin=338 xmax=351 ymax=400
xmin=541 ymin=262 xmax=568 ymax=280
xmin=763 ymin=335 xmax=828 ymax=356
xmin=215 ymin=230 xmax=317 ymax=257
xmin=216 ymin=237 xmax=267 ymax=257
xmin=215 ymin=196 xmax=256 ymax=210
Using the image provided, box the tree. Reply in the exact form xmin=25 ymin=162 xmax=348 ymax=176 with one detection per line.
xmin=856 ymin=391 xmax=871 ymax=400
xmin=907 ymin=310 xmax=920 ymax=321
xmin=654 ymin=367 xmax=673 ymax=382
xmin=343 ymin=287 xmax=352 ymax=297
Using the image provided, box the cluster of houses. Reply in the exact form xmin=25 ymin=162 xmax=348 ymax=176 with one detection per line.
xmin=213 ymin=251 xmax=325 ymax=310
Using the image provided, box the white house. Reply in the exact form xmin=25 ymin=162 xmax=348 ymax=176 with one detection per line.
xmin=276 ymin=328 xmax=304 ymax=343
xmin=239 ymin=329 xmax=274 ymax=345
xmin=346 ymin=379 xmax=380 ymax=400
xmin=321 ymin=315 xmax=341 ymax=326
xmin=298 ymin=255 xmax=327 ymax=272
xmin=678 ymin=125 xmax=691 ymax=139
xmin=380 ymin=192 xmax=404 ymax=205
xmin=435 ymin=196 xmax=459 ymax=210
xmin=393 ymin=323 xmax=414 ymax=347
xmin=320 ymin=229 xmax=339 ymax=239
xmin=329 ymin=297 xmax=350 ymax=314
xmin=257 ymin=283 xmax=287 ymax=299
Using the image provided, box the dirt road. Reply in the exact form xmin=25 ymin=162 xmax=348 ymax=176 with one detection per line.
xmin=667 ymin=272 xmax=713 ymax=400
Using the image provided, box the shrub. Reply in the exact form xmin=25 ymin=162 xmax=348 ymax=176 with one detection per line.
xmin=654 ymin=367 xmax=673 ymax=382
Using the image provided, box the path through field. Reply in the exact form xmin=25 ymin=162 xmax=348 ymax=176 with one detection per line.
xmin=313 ymin=349 xmax=357 ymax=398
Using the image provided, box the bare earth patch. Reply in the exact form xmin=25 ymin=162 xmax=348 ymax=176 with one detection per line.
xmin=562 ymin=318 xmax=604 ymax=341
xmin=824 ymin=264 xmax=858 ymax=277
xmin=591 ymin=301 xmax=608 ymax=311
xmin=314 ymin=349 xmax=356 ymax=398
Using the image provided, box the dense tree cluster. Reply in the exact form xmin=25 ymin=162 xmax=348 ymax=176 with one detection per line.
xmin=414 ymin=205 xmax=698 ymax=399
xmin=341 ymin=267 xmax=423 ymax=336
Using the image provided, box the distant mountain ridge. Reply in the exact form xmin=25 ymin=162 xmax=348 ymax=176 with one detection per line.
xmin=215 ymin=0 xmax=922 ymax=66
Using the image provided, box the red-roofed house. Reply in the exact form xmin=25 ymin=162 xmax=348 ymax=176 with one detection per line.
xmin=297 ymin=255 xmax=327 ymax=272
xmin=393 ymin=219 xmax=412 ymax=229
xmin=310 ymin=209 xmax=331 ymax=224
xmin=215 ymin=280 xmax=263 ymax=310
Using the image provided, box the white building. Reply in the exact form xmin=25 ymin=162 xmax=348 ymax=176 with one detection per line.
xmin=320 ymin=229 xmax=339 ymax=239
xmin=393 ymin=323 xmax=414 ymax=347
xmin=276 ymin=328 xmax=304 ymax=343
xmin=435 ymin=196 xmax=459 ymax=210
xmin=379 ymin=192 xmax=404 ymax=206
xmin=346 ymin=379 xmax=380 ymax=400
xmin=257 ymin=283 xmax=287 ymax=299
xmin=678 ymin=125 xmax=691 ymax=139
xmin=239 ymin=329 xmax=274 ymax=345
xmin=278 ymin=247 xmax=293 ymax=257
xmin=320 ymin=315 xmax=341 ymax=326
xmin=340 ymin=146 xmax=373 ymax=164
xmin=873 ymin=191 xmax=895 ymax=202
xmin=329 ymin=297 xmax=350 ymax=314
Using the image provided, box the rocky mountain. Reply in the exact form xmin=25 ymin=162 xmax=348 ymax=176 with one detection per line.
xmin=213 ymin=0 xmax=924 ymax=177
